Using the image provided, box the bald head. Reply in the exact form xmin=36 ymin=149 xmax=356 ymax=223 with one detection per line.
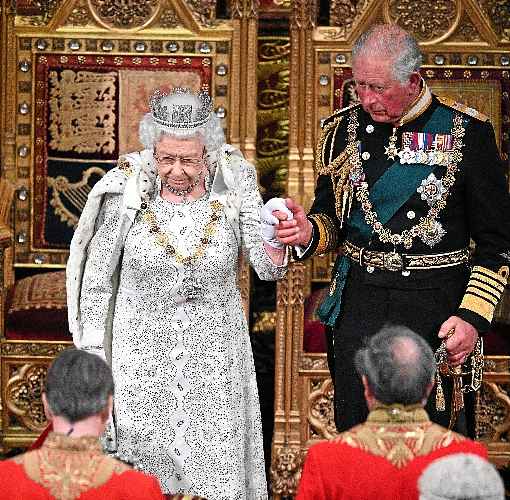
xmin=392 ymin=336 xmax=420 ymax=366
xmin=352 ymin=24 xmax=423 ymax=83
xmin=355 ymin=325 xmax=436 ymax=406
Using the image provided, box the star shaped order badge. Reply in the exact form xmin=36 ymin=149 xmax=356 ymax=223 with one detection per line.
xmin=384 ymin=143 xmax=399 ymax=160
xmin=384 ymin=127 xmax=399 ymax=160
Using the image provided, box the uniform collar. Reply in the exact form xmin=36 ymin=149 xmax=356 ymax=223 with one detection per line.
xmin=367 ymin=404 xmax=430 ymax=424
xmin=42 ymin=432 xmax=103 ymax=454
xmin=398 ymin=78 xmax=433 ymax=127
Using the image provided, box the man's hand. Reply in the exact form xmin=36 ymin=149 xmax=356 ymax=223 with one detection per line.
xmin=275 ymin=198 xmax=313 ymax=247
xmin=438 ymin=316 xmax=479 ymax=366
xmin=260 ymin=198 xmax=293 ymax=249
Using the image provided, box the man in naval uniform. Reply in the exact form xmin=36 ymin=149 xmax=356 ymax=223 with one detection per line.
xmin=273 ymin=24 xmax=510 ymax=434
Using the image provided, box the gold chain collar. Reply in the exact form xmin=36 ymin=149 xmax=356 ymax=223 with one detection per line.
xmin=347 ymin=109 xmax=466 ymax=250
xmin=141 ymin=198 xmax=223 ymax=265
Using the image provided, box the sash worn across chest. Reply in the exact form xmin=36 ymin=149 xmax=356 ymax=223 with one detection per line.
xmin=318 ymin=106 xmax=464 ymax=327
xmin=348 ymin=105 xmax=458 ymax=241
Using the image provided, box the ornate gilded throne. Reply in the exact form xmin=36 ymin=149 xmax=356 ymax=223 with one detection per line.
xmin=0 ymin=0 xmax=260 ymax=452
xmin=271 ymin=1 xmax=510 ymax=497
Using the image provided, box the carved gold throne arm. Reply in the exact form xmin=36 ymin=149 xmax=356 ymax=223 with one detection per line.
xmin=0 ymin=179 xmax=14 ymax=441
xmin=0 ymin=179 xmax=15 ymax=330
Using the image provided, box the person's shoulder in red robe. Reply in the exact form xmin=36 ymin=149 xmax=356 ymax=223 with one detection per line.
xmin=296 ymin=411 xmax=487 ymax=500
xmin=0 ymin=449 xmax=165 ymax=499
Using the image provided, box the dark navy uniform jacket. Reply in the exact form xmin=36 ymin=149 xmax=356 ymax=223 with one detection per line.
xmin=299 ymin=83 xmax=510 ymax=333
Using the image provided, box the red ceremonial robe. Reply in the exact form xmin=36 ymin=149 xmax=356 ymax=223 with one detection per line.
xmin=297 ymin=405 xmax=488 ymax=500
xmin=0 ymin=432 xmax=164 ymax=500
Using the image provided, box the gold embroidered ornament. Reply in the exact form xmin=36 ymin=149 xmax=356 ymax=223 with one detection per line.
xmin=316 ymin=116 xmax=361 ymax=228
xmin=348 ymin=110 xmax=466 ymax=249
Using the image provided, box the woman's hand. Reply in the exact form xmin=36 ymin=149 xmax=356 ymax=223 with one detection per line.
xmin=260 ymin=198 xmax=293 ymax=249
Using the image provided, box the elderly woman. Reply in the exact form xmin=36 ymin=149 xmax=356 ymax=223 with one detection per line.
xmin=66 ymin=87 xmax=289 ymax=498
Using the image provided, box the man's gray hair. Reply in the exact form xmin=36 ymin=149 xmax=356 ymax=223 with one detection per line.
xmin=354 ymin=325 xmax=435 ymax=405
xmin=44 ymin=349 xmax=114 ymax=423
xmin=352 ymin=24 xmax=423 ymax=83
xmin=418 ymin=453 xmax=505 ymax=500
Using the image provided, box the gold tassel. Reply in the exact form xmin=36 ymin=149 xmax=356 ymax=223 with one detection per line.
xmin=435 ymin=372 xmax=445 ymax=412
xmin=448 ymin=366 xmax=464 ymax=429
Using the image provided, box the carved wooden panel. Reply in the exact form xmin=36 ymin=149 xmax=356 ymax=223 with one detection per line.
xmin=1 ymin=342 xmax=73 ymax=448
xmin=4 ymin=362 xmax=48 ymax=432
xmin=477 ymin=357 xmax=510 ymax=467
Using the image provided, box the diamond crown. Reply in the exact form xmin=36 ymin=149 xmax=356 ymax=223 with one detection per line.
xmin=149 ymin=87 xmax=212 ymax=130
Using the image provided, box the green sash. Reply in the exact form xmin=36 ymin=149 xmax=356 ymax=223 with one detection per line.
xmin=317 ymin=105 xmax=458 ymax=326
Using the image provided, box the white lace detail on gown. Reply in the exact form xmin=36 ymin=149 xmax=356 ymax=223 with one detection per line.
xmin=80 ymin=162 xmax=283 ymax=499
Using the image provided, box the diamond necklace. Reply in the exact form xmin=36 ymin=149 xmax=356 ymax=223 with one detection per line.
xmin=164 ymin=174 xmax=202 ymax=201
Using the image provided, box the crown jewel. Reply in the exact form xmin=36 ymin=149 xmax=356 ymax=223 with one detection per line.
xmin=149 ymin=87 xmax=212 ymax=130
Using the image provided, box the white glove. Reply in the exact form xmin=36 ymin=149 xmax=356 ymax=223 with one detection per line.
xmin=260 ymin=198 xmax=293 ymax=249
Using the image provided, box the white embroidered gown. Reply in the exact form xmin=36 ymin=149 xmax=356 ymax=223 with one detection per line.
xmin=79 ymin=166 xmax=283 ymax=499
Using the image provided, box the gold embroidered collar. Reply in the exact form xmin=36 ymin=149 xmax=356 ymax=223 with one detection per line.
xmin=337 ymin=404 xmax=465 ymax=468
xmin=14 ymin=432 xmax=130 ymax=500
xmin=367 ymin=404 xmax=430 ymax=424
xmin=43 ymin=432 xmax=103 ymax=454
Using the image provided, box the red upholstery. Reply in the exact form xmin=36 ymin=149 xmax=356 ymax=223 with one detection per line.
xmin=5 ymin=270 xmax=71 ymax=341
xmin=303 ymin=286 xmax=329 ymax=353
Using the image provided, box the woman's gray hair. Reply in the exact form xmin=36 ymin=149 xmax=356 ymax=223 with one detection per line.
xmin=352 ymin=24 xmax=423 ymax=83
xmin=418 ymin=453 xmax=505 ymax=500
xmin=44 ymin=349 xmax=114 ymax=423
xmin=354 ymin=325 xmax=436 ymax=405
xmin=139 ymin=107 xmax=225 ymax=152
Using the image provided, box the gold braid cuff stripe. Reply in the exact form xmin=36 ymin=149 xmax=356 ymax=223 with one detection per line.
xmin=459 ymin=265 xmax=508 ymax=322
xmin=309 ymin=214 xmax=338 ymax=256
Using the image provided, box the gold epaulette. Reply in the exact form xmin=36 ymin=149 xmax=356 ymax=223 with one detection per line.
xmin=329 ymin=102 xmax=362 ymax=119
xmin=308 ymin=213 xmax=339 ymax=255
xmin=316 ymin=103 xmax=361 ymax=174
xmin=315 ymin=116 xmax=343 ymax=175
xmin=117 ymin=158 xmax=134 ymax=177
xmin=437 ymin=96 xmax=490 ymax=122
xmin=459 ymin=265 xmax=509 ymax=323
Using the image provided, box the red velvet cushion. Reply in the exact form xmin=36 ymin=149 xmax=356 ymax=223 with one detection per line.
xmin=5 ymin=271 xmax=71 ymax=341
xmin=303 ymin=286 xmax=329 ymax=353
